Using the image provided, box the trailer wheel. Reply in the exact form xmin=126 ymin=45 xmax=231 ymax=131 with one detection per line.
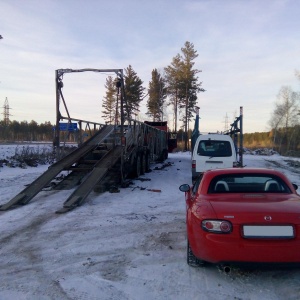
xmin=130 ymin=154 xmax=141 ymax=178
xmin=163 ymin=149 xmax=168 ymax=160
xmin=121 ymin=160 xmax=131 ymax=181
xmin=158 ymin=149 xmax=168 ymax=162
xmin=141 ymin=154 xmax=146 ymax=175
xmin=135 ymin=154 xmax=141 ymax=177
xmin=145 ymin=153 xmax=151 ymax=172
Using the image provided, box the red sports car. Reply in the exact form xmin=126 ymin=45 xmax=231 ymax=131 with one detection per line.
xmin=179 ymin=168 xmax=300 ymax=267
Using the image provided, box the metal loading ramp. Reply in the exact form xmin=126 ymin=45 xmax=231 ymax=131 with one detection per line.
xmin=56 ymin=145 xmax=123 ymax=213
xmin=0 ymin=125 xmax=116 ymax=211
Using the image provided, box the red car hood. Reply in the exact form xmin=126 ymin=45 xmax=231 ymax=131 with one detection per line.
xmin=208 ymin=193 xmax=300 ymax=224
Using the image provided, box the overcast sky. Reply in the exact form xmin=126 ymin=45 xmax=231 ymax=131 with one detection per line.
xmin=1 ymin=0 xmax=300 ymax=133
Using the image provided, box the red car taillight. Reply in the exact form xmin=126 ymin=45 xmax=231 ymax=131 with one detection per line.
xmin=192 ymin=160 xmax=196 ymax=169
xmin=202 ymin=220 xmax=232 ymax=233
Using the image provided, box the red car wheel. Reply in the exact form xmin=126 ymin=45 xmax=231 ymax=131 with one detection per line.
xmin=187 ymin=240 xmax=206 ymax=267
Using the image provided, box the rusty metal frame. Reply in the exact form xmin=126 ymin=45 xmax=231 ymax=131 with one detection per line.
xmin=224 ymin=106 xmax=243 ymax=167
xmin=53 ymin=68 xmax=126 ymax=148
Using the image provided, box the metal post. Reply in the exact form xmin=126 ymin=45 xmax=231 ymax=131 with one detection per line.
xmin=120 ymin=70 xmax=124 ymax=135
xmin=79 ymin=121 xmax=82 ymax=145
xmin=239 ymin=106 xmax=243 ymax=167
xmin=53 ymin=70 xmax=60 ymax=148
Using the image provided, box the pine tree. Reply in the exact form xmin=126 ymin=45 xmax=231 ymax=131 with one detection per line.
xmin=165 ymin=41 xmax=204 ymax=149
xmin=164 ymin=54 xmax=185 ymax=132
xmin=147 ymin=69 xmax=167 ymax=121
xmin=124 ymin=65 xmax=145 ymax=119
xmin=102 ymin=76 xmax=118 ymax=124
xmin=180 ymin=41 xmax=204 ymax=150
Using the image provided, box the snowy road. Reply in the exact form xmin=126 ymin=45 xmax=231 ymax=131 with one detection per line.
xmin=1 ymin=151 xmax=300 ymax=299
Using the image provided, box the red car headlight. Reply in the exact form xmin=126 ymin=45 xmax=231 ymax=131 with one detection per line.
xmin=202 ymin=220 xmax=232 ymax=233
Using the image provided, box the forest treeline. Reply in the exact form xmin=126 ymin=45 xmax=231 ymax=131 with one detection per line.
xmin=0 ymin=120 xmax=54 ymax=142
xmin=243 ymin=127 xmax=300 ymax=156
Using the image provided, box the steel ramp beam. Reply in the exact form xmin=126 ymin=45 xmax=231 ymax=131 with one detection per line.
xmin=56 ymin=146 xmax=123 ymax=213
xmin=0 ymin=125 xmax=115 ymax=211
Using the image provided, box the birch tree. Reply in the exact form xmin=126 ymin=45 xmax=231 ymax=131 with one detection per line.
xmin=269 ymin=85 xmax=300 ymax=152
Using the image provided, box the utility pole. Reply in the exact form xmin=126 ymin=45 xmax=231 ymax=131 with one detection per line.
xmin=224 ymin=113 xmax=229 ymax=132
xmin=2 ymin=97 xmax=12 ymax=125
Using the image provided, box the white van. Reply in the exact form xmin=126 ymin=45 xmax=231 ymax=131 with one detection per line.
xmin=192 ymin=134 xmax=238 ymax=179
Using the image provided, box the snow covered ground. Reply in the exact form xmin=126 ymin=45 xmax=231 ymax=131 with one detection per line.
xmin=1 ymin=146 xmax=300 ymax=300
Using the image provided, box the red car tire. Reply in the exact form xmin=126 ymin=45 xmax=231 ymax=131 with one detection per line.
xmin=187 ymin=240 xmax=206 ymax=267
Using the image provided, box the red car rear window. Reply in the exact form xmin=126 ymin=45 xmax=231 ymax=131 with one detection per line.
xmin=208 ymin=174 xmax=291 ymax=194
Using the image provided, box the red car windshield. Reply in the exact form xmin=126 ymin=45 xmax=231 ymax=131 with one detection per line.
xmin=208 ymin=174 xmax=291 ymax=194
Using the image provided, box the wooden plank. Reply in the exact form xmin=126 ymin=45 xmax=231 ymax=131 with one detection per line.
xmin=0 ymin=193 xmax=26 ymax=211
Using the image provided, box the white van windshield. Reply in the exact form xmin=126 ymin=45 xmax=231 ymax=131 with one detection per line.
xmin=197 ymin=140 xmax=232 ymax=157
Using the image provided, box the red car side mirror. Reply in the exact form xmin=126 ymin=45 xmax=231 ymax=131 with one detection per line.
xmin=179 ymin=184 xmax=190 ymax=192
